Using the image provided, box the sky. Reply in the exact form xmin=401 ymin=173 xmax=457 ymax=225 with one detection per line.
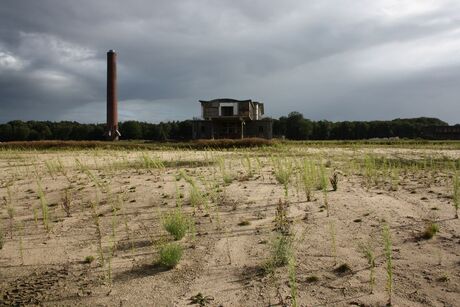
xmin=1 ymin=0 xmax=460 ymax=124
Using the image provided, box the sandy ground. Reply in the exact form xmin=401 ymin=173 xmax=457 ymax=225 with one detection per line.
xmin=0 ymin=145 xmax=459 ymax=306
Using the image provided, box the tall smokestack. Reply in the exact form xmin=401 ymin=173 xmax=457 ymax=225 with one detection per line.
xmin=106 ymin=49 xmax=121 ymax=140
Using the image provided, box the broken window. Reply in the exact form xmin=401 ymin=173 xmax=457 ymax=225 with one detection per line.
xmin=221 ymin=106 xmax=234 ymax=116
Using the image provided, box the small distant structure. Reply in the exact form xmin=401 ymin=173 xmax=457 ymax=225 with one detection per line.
xmin=192 ymin=98 xmax=273 ymax=139
xmin=422 ymin=125 xmax=460 ymax=140
xmin=105 ymin=50 xmax=121 ymax=141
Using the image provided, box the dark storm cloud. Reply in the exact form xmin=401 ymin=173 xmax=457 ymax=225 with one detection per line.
xmin=1 ymin=0 xmax=460 ymax=123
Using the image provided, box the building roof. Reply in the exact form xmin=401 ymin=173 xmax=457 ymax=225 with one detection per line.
xmin=199 ymin=98 xmax=258 ymax=104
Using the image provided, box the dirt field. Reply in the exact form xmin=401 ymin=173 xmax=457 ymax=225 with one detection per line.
xmin=0 ymin=142 xmax=459 ymax=306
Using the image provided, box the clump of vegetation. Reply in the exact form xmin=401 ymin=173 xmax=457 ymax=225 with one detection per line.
xmin=437 ymin=274 xmax=450 ymax=283
xmin=382 ymin=224 xmax=393 ymax=306
xmin=334 ymin=263 xmax=352 ymax=275
xmin=140 ymin=153 xmax=164 ymax=169
xmin=319 ymin=165 xmax=329 ymax=216
xmin=274 ymin=199 xmax=289 ymax=235
xmin=273 ymin=157 xmax=293 ymax=198
xmin=163 ymin=209 xmax=191 ymax=241
xmin=18 ymin=222 xmax=24 ymax=264
xmin=218 ymin=158 xmax=235 ymax=185
xmin=329 ymin=221 xmax=337 ymax=265
xmin=422 ymin=222 xmax=439 ymax=240
xmin=301 ymin=159 xmax=316 ymax=202
xmin=238 ymin=220 xmax=251 ymax=226
xmin=61 ymin=188 xmax=72 ymax=217
xmin=288 ymin=255 xmax=298 ymax=307
xmin=305 ymin=275 xmax=319 ymax=283
xmin=189 ymin=293 xmax=214 ymax=306
xmin=0 ymin=229 xmax=4 ymax=250
xmin=329 ymin=171 xmax=338 ymax=191
xmin=265 ymin=195 xmax=294 ymax=274
xmin=189 ymin=182 xmax=206 ymax=209
xmin=90 ymin=201 xmax=104 ymax=266
xmin=359 ymin=241 xmax=376 ymax=293
xmin=84 ymin=255 xmax=95 ymax=264
xmin=242 ymin=154 xmax=254 ymax=178
xmin=36 ymin=182 xmax=51 ymax=232
xmin=268 ymin=234 xmax=292 ymax=268
xmin=453 ymin=173 xmax=459 ymax=219
xmin=159 ymin=243 xmax=183 ymax=268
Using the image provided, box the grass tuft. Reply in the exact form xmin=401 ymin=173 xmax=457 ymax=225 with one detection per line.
xmin=421 ymin=222 xmax=439 ymax=240
xmin=159 ymin=243 xmax=183 ymax=268
xmin=305 ymin=275 xmax=319 ymax=283
xmin=334 ymin=263 xmax=352 ymax=275
xmin=84 ymin=255 xmax=95 ymax=264
xmin=163 ymin=209 xmax=190 ymax=241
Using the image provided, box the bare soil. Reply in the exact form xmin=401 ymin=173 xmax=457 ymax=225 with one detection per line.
xmin=0 ymin=146 xmax=459 ymax=306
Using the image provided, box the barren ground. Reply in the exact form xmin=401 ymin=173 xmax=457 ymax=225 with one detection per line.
xmin=0 ymin=144 xmax=459 ymax=306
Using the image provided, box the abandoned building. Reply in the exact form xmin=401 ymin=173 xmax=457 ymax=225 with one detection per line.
xmin=191 ymin=98 xmax=273 ymax=139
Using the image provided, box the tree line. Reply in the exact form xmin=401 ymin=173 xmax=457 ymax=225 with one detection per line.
xmin=0 ymin=112 xmax=449 ymax=142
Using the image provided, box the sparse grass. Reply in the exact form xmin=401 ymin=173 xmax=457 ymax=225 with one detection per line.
xmin=329 ymin=221 xmax=337 ymax=265
xmin=0 ymin=227 xmax=4 ymax=250
xmin=140 ymin=153 xmax=165 ymax=169
xmin=382 ymin=224 xmax=393 ymax=306
xmin=274 ymin=199 xmax=289 ymax=235
xmin=18 ymin=222 xmax=24 ymax=265
xmin=61 ymin=188 xmax=72 ymax=217
xmin=319 ymin=165 xmax=329 ymax=216
xmin=273 ymin=157 xmax=293 ymax=198
xmin=189 ymin=182 xmax=206 ymax=210
xmin=158 ymin=243 xmax=183 ymax=268
xmin=359 ymin=241 xmax=376 ymax=293
xmin=267 ymin=234 xmax=292 ymax=269
xmin=329 ymin=171 xmax=338 ymax=191
xmin=2 ymin=142 xmax=460 ymax=306
xmin=453 ymin=173 xmax=459 ymax=219
xmin=36 ymin=182 xmax=50 ymax=232
xmin=301 ymin=159 xmax=316 ymax=202
xmin=218 ymin=157 xmax=235 ymax=185
xmin=288 ymin=254 xmax=298 ymax=307
xmin=90 ymin=201 xmax=104 ymax=266
xmin=163 ymin=209 xmax=191 ymax=240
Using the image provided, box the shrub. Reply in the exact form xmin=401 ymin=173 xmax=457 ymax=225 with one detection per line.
xmin=163 ymin=209 xmax=190 ymax=240
xmin=159 ymin=243 xmax=183 ymax=268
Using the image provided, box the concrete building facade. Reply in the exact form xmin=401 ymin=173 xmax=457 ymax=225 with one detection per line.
xmin=192 ymin=98 xmax=273 ymax=139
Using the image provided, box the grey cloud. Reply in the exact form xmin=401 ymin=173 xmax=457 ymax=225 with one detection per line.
xmin=1 ymin=0 xmax=460 ymax=124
